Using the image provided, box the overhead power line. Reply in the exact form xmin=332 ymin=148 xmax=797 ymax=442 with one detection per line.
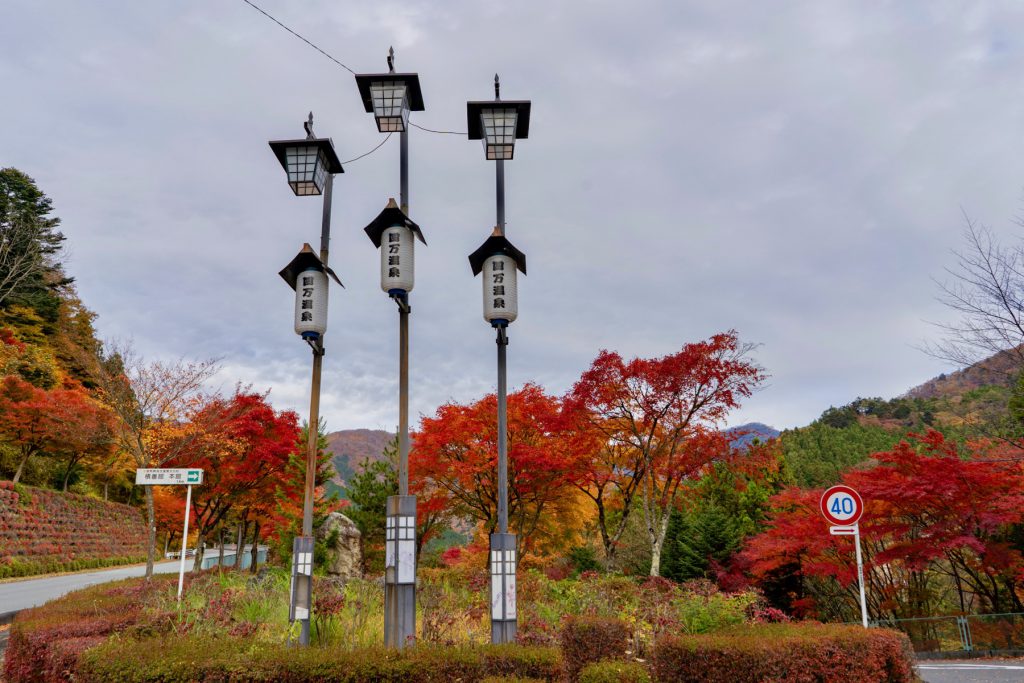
xmin=340 ymin=133 xmax=393 ymax=164
xmin=240 ymin=0 xmax=356 ymax=74
xmin=240 ymin=0 xmax=469 ymax=138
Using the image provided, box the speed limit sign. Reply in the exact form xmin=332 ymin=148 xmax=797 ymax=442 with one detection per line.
xmin=820 ymin=485 xmax=864 ymax=526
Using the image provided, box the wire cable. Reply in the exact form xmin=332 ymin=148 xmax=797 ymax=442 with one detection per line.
xmin=239 ymin=0 xmax=468 ymax=137
xmin=240 ymin=0 xmax=357 ymax=75
xmin=340 ymin=133 xmax=393 ymax=164
xmin=410 ymin=122 xmax=466 ymax=136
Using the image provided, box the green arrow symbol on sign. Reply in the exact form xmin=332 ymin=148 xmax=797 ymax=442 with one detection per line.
xmin=187 ymin=471 xmax=199 ymax=483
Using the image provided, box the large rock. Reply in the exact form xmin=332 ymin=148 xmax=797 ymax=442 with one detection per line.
xmin=318 ymin=512 xmax=362 ymax=580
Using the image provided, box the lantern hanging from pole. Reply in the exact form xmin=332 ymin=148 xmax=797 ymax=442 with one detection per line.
xmin=468 ymin=230 xmax=527 ymax=327
xmin=363 ymin=198 xmax=427 ymax=296
xmin=293 ymin=268 xmax=328 ymax=338
xmin=278 ymin=243 xmax=343 ymax=342
xmin=466 ymin=76 xmax=531 ymax=161
xmin=354 ymin=72 xmax=425 ymax=134
xmin=268 ymin=137 xmax=344 ymax=196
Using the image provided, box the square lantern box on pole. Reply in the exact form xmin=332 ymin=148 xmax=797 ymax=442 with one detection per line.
xmin=466 ymin=96 xmax=530 ymax=161
xmin=268 ymin=136 xmax=344 ymax=196
xmin=384 ymin=495 xmax=417 ymax=648
xmin=490 ymin=533 xmax=517 ymax=642
xmin=290 ymin=535 xmax=314 ymax=639
xmin=354 ymin=71 xmax=424 ymax=134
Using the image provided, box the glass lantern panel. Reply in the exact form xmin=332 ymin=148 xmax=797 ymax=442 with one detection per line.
xmin=481 ymin=108 xmax=518 ymax=144
xmin=370 ymin=81 xmax=410 ymax=132
xmin=285 ymin=145 xmax=325 ymax=195
xmin=481 ymin=108 xmax=517 ymax=160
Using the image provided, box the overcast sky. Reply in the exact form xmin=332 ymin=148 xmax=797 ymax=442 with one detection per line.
xmin=3 ymin=1 xmax=1022 ymax=432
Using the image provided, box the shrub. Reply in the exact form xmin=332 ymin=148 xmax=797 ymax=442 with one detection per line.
xmin=76 ymin=639 xmax=562 ymax=682
xmin=561 ymin=615 xmax=630 ymax=681
xmin=651 ymin=623 xmax=918 ymax=683
xmin=578 ymin=661 xmax=651 ymax=683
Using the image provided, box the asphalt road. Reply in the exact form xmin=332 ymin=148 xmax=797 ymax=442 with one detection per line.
xmin=918 ymin=660 xmax=1024 ymax=683
xmin=0 ymin=560 xmax=182 ymax=615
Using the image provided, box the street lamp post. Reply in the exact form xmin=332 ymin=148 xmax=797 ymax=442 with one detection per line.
xmin=355 ymin=49 xmax=425 ymax=649
xmin=466 ymin=75 xmax=531 ymax=645
xmin=270 ymin=114 xmax=344 ymax=646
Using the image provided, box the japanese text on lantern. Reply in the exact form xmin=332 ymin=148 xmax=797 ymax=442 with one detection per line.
xmin=301 ymin=275 xmax=314 ymax=322
xmin=492 ymin=259 xmax=505 ymax=309
xmin=388 ymin=232 xmax=400 ymax=278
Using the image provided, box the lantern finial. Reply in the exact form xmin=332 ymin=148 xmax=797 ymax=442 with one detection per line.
xmin=304 ymin=112 xmax=315 ymax=140
xmin=388 ymin=46 xmax=395 ymax=73
xmin=494 ymin=74 xmax=500 ymax=101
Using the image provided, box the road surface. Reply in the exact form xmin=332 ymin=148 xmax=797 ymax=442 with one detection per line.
xmin=0 ymin=560 xmax=182 ymax=615
xmin=919 ymin=659 xmax=1024 ymax=683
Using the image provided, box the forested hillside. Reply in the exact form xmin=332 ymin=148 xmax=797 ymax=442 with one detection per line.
xmin=0 ymin=168 xmax=125 ymax=499
xmin=0 ymin=168 xmax=330 ymax=579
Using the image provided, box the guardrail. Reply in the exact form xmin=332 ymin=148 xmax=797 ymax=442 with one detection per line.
xmin=871 ymin=612 xmax=1024 ymax=653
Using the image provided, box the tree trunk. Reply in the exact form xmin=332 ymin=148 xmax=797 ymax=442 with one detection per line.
xmin=12 ymin=449 xmax=31 ymax=484
xmin=217 ymin=527 xmax=226 ymax=570
xmin=249 ymin=521 xmax=261 ymax=573
xmin=144 ymin=485 xmax=156 ymax=579
xmin=62 ymin=458 xmax=75 ymax=492
xmin=234 ymin=519 xmax=247 ymax=569
xmin=103 ymin=480 xmax=109 ymax=502
xmin=192 ymin=530 xmax=206 ymax=573
xmin=163 ymin=533 xmax=171 ymax=559
xmin=648 ymin=514 xmax=671 ymax=577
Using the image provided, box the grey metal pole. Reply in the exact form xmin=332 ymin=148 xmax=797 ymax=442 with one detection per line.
xmin=297 ymin=171 xmax=333 ymax=647
xmin=398 ymin=128 xmax=409 ymax=492
xmin=496 ymin=160 xmax=505 ymax=235
xmin=400 ymin=129 xmax=409 ymax=215
xmin=385 ymin=127 xmax=416 ymax=649
xmin=496 ymin=325 xmax=508 ymax=533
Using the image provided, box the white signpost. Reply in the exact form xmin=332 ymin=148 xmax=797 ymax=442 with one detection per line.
xmin=820 ymin=485 xmax=869 ymax=628
xmin=136 ymin=468 xmax=203 ymax=601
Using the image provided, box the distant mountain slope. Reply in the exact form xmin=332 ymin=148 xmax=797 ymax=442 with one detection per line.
xmin=324 ymin=429 xmax=394 ymax=499
xmin=726 ymin=422 xmax=780 ymax=449
xmin=906 ymin=349 xmax=1019 ymax=400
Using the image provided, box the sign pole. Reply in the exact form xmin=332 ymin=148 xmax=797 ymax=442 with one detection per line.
xmin=853 ymin=523 xmax=868 ymax=628
xmin=177 ymin=483 xmax=192 ymax=602
xmin=820 ymin=485 xmax=869 ymax=628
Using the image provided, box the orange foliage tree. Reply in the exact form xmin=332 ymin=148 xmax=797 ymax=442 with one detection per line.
xmin=564 ymin=331 xmax=765 ymax=575
xmin=411 ymin=383 xmax=583 ymax=559
xmin=154 ymin=390 xmax=302 ymax=571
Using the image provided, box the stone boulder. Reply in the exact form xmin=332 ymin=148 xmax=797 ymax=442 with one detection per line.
xmin=317 ymin=512 xmax=362 ymax=580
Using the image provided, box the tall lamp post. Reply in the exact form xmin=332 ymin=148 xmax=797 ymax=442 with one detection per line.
xmin=269 ymin=114 xmax=344 ymax=646
xmin=354 ymin=49 xmax=425 ymax=649
xmin=466 ymin=75 xmax=531 ymax=645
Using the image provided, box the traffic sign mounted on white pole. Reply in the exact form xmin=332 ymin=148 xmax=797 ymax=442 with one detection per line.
xmin=820 ymin=485 xmax=869 ymax=629
xmin=135 ymin=468 xmax=203 ymax=486
xmin=135 ymin=468 xmax=204 ymax=601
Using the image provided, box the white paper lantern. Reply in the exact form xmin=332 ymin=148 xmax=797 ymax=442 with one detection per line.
xmin=380 ymin=226 xmax=414 ymax=294
xmin=294 ymin=268 xmax=328 ymax=337
xmin=483 ymin=255 xmax=517 ymax=324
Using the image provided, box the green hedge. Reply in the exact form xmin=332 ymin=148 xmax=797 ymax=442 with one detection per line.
xmin=652 ymin=623 xmax=919 ymax=683
xmin=77 ymin=638 xmax=561 ymax=683
xmin=578 ymin=661 xmax=651 ymax=683
xmin=0 ymin=554 xmax=145 ymax=579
